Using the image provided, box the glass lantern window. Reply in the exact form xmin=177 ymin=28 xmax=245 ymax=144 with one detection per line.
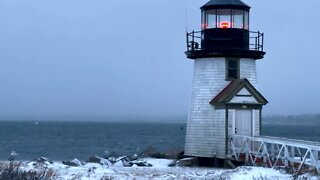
xmin=232 ymin=10 xmax=244 ymax=29
xmin=244 ymin=11 xmax=249 ymax=30
xmin=217 ymin=9 xmax=231 ymax=28
xmin=202 ymin=9 xmax=249 ymax=30
xmin=203 ymin=10 xmax=217 ymax=29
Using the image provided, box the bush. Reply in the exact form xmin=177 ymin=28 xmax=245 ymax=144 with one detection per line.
xmin=0 ymin=161 xmax=56 ymax=180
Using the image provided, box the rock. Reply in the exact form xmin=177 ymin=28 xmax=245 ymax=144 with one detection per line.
xmin=87 ymin=155 xmax=112 ymax=167
xmin=116 ymin=156 xmax=127 ymax=162
xmin=121 ymin=159 xmax=133 ymax=167
xmin=142 ymin=146 xmax=158 ymax=156
xmin=143 ymin=146 xmax=169 ymax=158
xmin=127 ymin=154 xmax=138 ymax=161
xmin=62 ymin=158 xmax=83 ymax=167
xmin=110 ymin=155 xmax=152 ymax=167
xmin=104 ymin=151 xmax=119 ymax=159
xmin=176 ymin=151 xmax=185 ymax=160
xmin=132 ymin=160 xmax=152 ymax=167
xmin=164 ymin=149 xmax=184 ymax=159
xmin=176 ymin=157 xmax=199 ymax=167
xmin=112 ymin=160 xmax=124 ymax=167
xmin=33 ymin=157 xmax=53 ymax=164
xmin=109 ymin=156 xmax=134 ymax=167
xmin=150 ymin=152 xmax=166 ymax=159
xmin=100 ymin=158 xmax=112 ymax=167
xmin=108 ymin=156 xmax=117 ymax=163
xmin=168 ymin=160 xmax=178 ymax=167
xmin=87 ymin=155 xmax=101 ymax=163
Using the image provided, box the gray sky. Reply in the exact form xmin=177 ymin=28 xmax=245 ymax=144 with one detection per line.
xmin=0 ymin=0 xmax=319 ymax=118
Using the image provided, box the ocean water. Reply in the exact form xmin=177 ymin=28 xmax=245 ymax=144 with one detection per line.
xmin=0 ymin=121 xmax=186 ymax=161
xmin=0 ymin=121 xmax=319 ymax=161
xmin=262 ymin=124 xmax=320 ymax=142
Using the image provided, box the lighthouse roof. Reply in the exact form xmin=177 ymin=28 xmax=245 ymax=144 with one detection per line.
xmin=210 ymin=78 xmax=268 ymax=106
xmin=201 ymin=0 xmax=250 ymax=10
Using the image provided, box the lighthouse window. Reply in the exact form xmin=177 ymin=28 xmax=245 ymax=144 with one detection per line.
xmin=232 ymin=10 xmax=244 ymax=29
xmin=217 ymin=9 xmax=231 ymax=28
xmin=244 ymin=11 xmax=249 ymax=30
xmin=227 ymin=59 xmax=239 ymax=80
xmin=202 ymin=9 xmax=249 ymax=30
xmin=203 ymin=10 xmax=217 ymax=29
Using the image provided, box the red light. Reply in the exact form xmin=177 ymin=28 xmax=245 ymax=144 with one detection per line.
xmin=220 ymin=22 xmax=230 ymax=29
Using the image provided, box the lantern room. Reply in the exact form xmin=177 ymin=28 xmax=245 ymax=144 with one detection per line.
xmin=201 ymin=2 xmax=249 ymax=30
xmin=186 ymin=0 xmax=265 ymax=60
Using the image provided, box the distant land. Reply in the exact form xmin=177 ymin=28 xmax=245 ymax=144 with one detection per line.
xmin=0 ymin=115 xmax=187 ymax=123
xmin=0 ymin=114 xmax=319 ymax=125
xmin=263 ymin=114 xmax=320 ymax=126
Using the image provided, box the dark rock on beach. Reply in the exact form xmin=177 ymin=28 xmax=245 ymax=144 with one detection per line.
xmin=87 ymin=155 xmax=101 ymax=163
xmin=127 ymin=154 xmax=138 ymax=161
xmin=104 ymin=150 xmax=120 ymax=159
xmin=169 ymin=157 xmax=199 ymax=167
xmin=33 ymin=157 xmax=53 ymax=164
xmin=87 ymin=155 xmax=112 ymax=167
xmin=142 ymin=146 xmax=184 ymax=159
xmin=164 ymin=149 xmax=185 ymax=159
xmin=97 ymin=153 xmax=153 ymax=167
xmin=131 ymin=160 xmax=152 ymax=167
xmin=142 ymin=146 xmax=163 ymax=158
xmin=62 ymin=158 xmax=83 ymax=167
xmin=121 ymin=159 xmax=133 ymax=167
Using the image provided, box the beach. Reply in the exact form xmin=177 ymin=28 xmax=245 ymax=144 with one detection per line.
xmin=2 ymin=158 xmax=310 ymax=180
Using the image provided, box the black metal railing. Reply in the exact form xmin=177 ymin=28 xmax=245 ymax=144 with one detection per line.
xmin=249 ymin=31 xmax=264 ymax=52
xmin=186 ymin=30 xmax=202 ymax=51
xmin=186 ymin=30 xmax=264 ymax=52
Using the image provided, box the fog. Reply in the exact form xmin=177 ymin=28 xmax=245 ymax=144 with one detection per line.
xmin=0 ymin=0 xmax=319 ymax=119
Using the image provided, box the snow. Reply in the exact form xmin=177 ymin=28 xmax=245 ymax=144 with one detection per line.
xmin=229 ymin=167 xmax=291 ymax=180
xmin=2 ymin=158 xmax=319 ymax=179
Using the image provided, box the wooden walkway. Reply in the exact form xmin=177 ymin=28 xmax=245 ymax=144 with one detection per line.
xmin=229 ymin=135 xmax=320 ymax=174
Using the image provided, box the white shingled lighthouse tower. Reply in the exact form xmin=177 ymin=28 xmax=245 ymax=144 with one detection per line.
xmin=184 ymin=0 xmax=268 ymax=160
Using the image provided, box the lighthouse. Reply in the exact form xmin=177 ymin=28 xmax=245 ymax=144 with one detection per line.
xmin=185 ymin=0 xmax=268 ymax=160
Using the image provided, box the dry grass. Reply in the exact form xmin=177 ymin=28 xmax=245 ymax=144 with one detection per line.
xmin=0 ymin=161 xmax=56 ymax=180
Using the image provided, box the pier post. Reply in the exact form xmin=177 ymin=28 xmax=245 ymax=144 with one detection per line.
xmin=310 ymin=150 xmax=319 ymax=171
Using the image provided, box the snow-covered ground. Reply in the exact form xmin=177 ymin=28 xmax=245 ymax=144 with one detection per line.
xmin=2 ymin=158 xmax=314 ymax=180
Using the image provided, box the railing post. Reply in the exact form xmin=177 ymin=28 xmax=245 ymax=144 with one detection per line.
xmin=186 ymin=32 xmax=189 ymax=51
xmin=255 ymin=36 xmax=258 ymax=51
xmin=257 ymin=31 xmax=260 ymax=51
xmin=284 ymin=145 xmax=289 ymax=167
xmin=310 ymin=149 xmax=319 ymax=171
xmin=290 ymin=146 xmax=295 ymax=159
xmin=192 ymin=31 xmax=195 ymax=51
xmin=271 ymin=144 xmax=275 ymax=161
xmin=262 ymin=33 xmax=264 ymax=52
xmin=244 ymin=138 xmax=250 ymax=165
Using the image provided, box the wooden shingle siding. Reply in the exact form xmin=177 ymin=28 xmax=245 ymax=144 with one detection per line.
xmin=227 ymin=109 xmax=235 ymax=155
xmin=185 ymin=57 xmax=259 ymax=159
xmin=185 ymin=57 xmax=229 ymax=158
xmin=240 ymin=58 xmax=257 ymax=88
xmin=254 ymin=109 xmax=260 ymax=136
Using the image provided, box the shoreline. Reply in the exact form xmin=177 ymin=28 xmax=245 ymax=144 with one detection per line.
xmin=0 ymin=157 xmax=317 ymax=179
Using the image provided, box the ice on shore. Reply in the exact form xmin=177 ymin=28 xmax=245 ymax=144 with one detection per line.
xmin=9 ymin=158 xmax=304 ymax=179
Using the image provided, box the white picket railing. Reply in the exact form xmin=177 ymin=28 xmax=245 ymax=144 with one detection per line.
xmin=229 ymin=135 xmax=320 ymax=174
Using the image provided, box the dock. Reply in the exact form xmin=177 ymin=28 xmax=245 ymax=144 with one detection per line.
xmin=229 ymin=135 xmax=320 ymax=174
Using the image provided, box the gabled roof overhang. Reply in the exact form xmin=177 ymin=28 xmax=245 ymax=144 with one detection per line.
xmin=210 ymin=78 xmax=268 ymax=109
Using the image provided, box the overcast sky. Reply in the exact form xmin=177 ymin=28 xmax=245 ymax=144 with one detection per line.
xmin=0 ymin=0 xmax=319 ymax=119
